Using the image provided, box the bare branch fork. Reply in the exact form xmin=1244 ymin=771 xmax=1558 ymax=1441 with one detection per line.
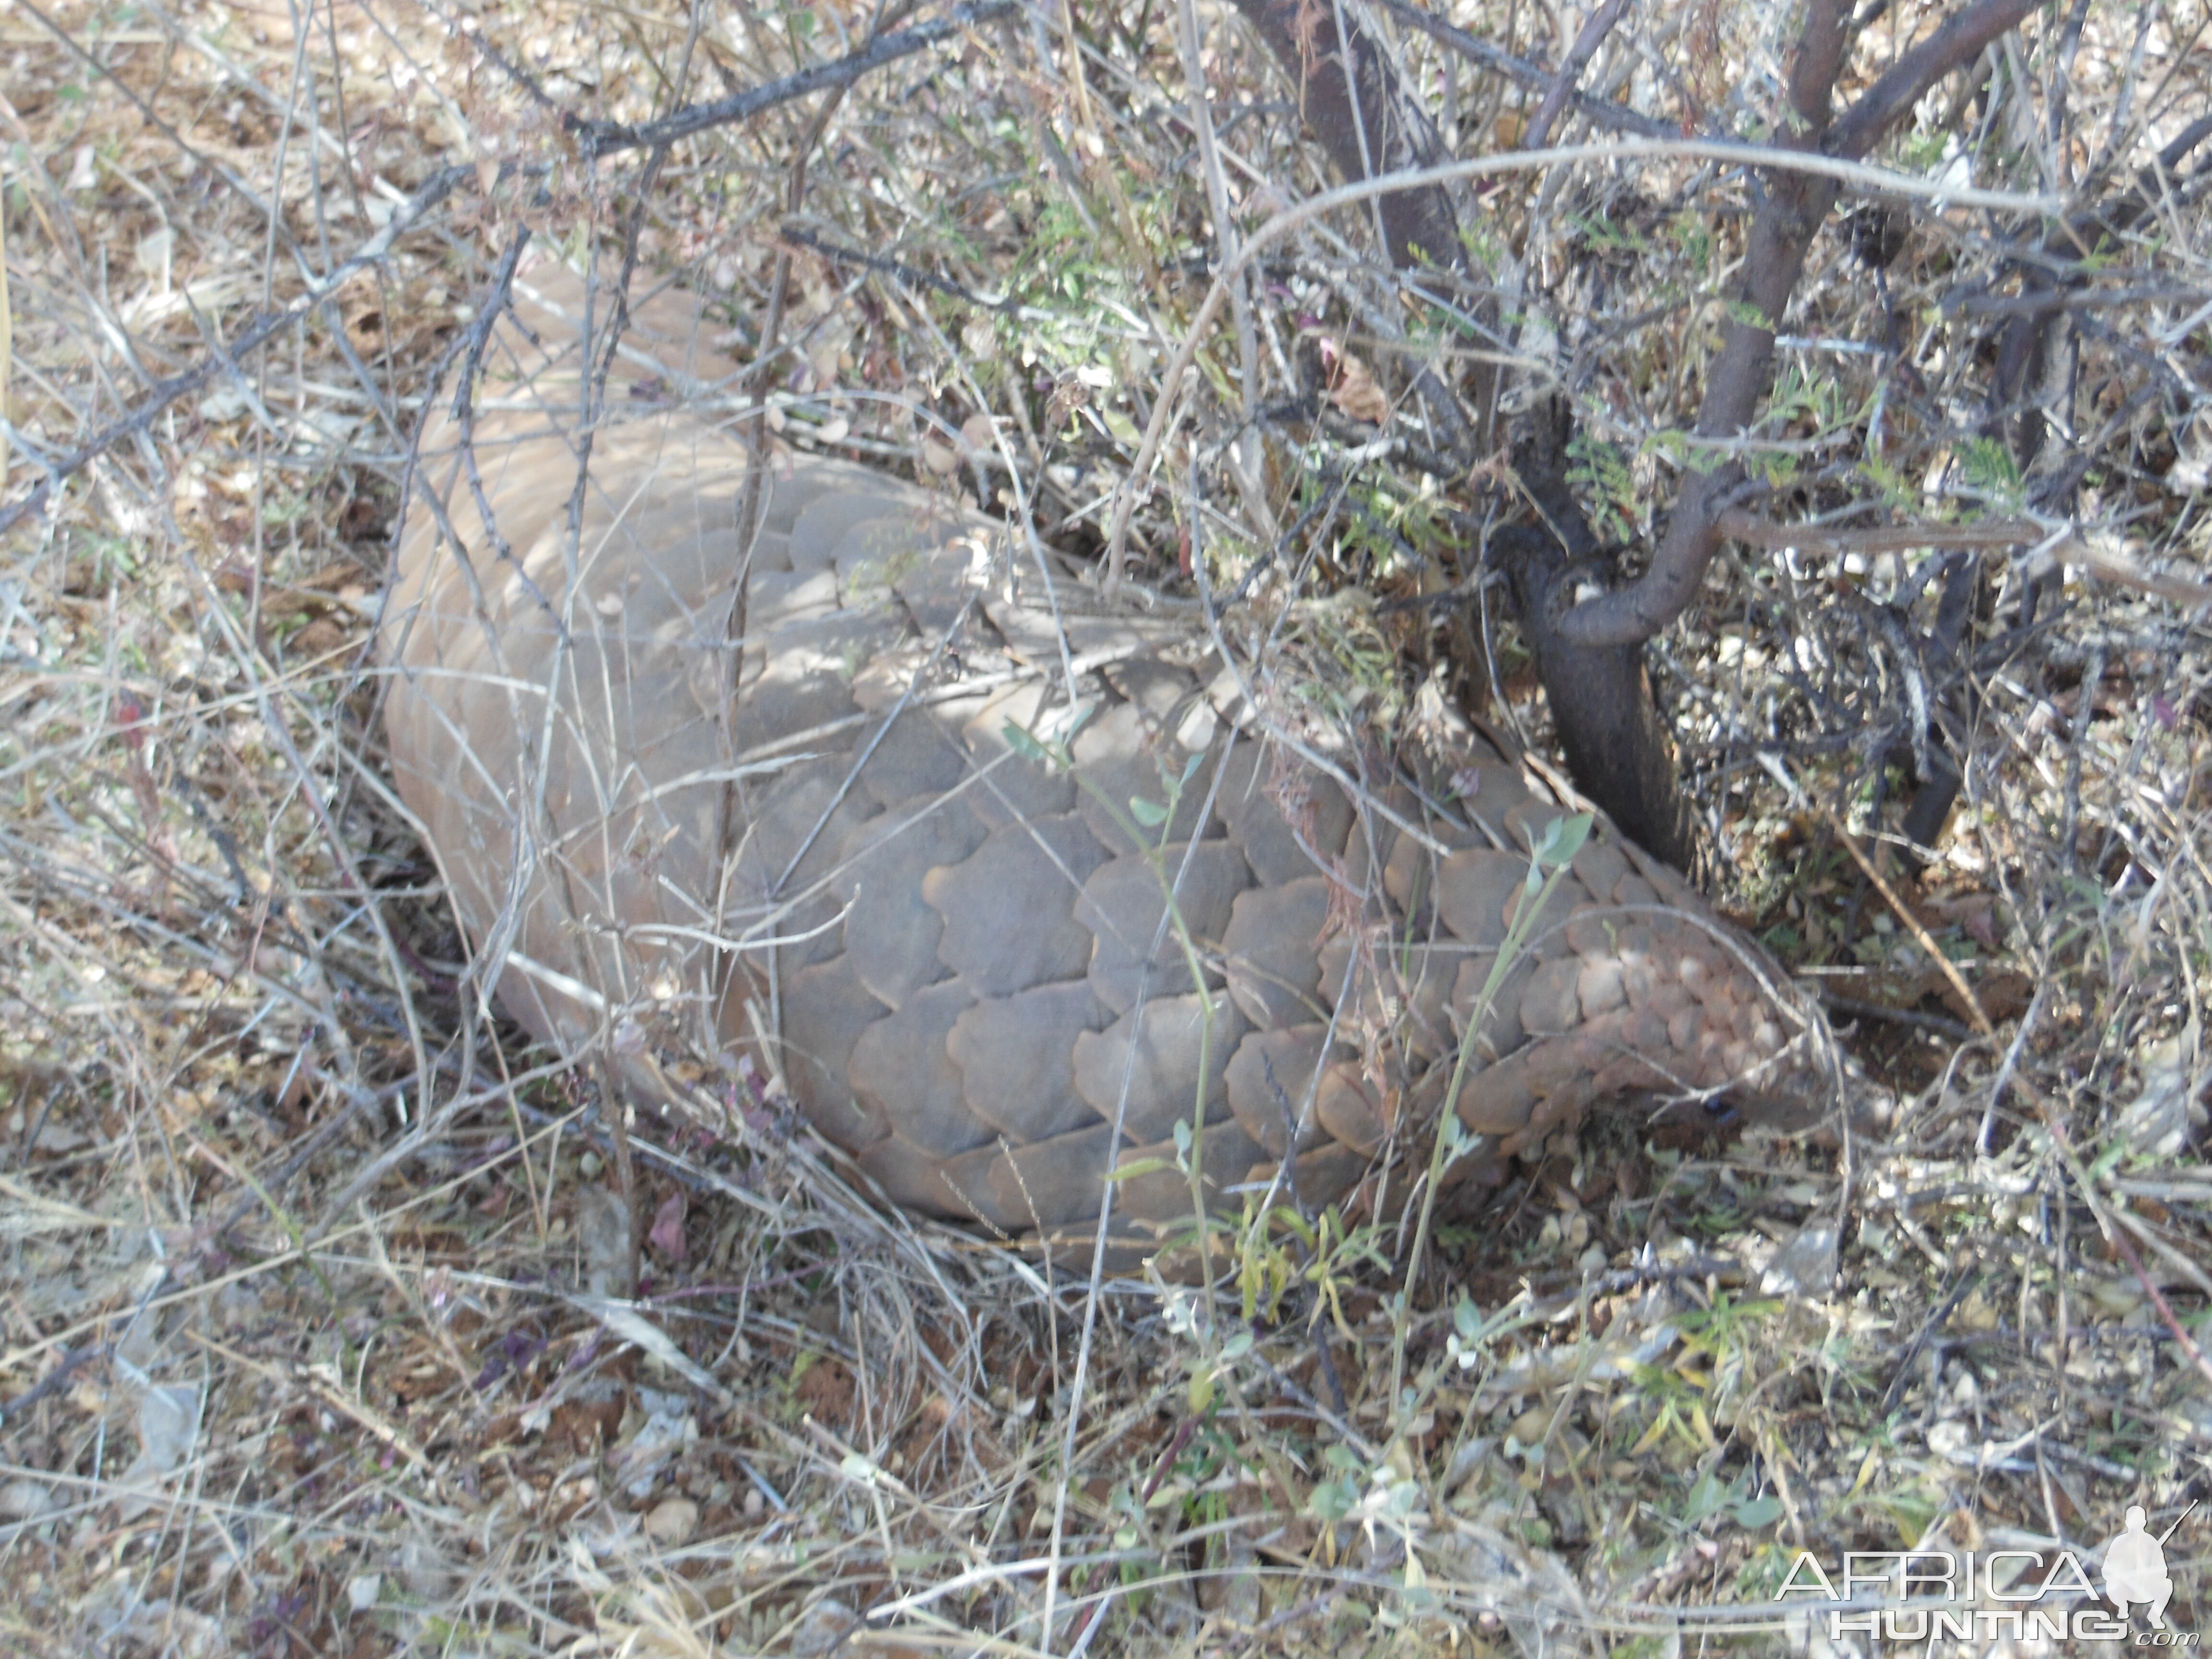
xmin=1123 ymin=0 xmax=2073 ymax=867
xmin=1885 ymin=111 xmax=2212 ymax=849
xmin=1521 ymin=0 xmax=1633 ymax=153
xmin=1163 ymin=0 xmax=2064 ymax=649
xmin=1086 ymin=105 xmax=2069 ymax=847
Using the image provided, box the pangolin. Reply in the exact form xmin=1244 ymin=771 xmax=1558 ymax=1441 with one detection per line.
xmin=379 ymin=263 xmax=1841 ymax=1258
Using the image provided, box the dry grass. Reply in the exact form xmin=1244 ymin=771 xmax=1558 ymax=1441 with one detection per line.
xmin=0 ymin=0 xmax=2207 ymax=1654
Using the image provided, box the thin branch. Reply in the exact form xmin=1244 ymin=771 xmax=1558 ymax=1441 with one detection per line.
xmin=1523 ymin=0 xmax=1634 ymax=152
xmin=1819 ymin=991 xmax=1976 ymax=1042
xmin=1946 ymin=281 xmax=2212 ymax=318
xmin=723 ymin=88 xmax=847 ymax=935
xmin=1717 ymin=510 xmax=2212 ymax=608
xmin=1827 ymin=807 xmax=1994 ymax=1035
xmin=1894 ymin=111 xmax=2212 ymax=849
xmin=1715 ymin=511 xmax=2044 ymax=553
xmin=777 ymin=223 xmax=1022 ymax=313
xmin=0 ymin=164 xmax=473 ymax=541
xmin=561 ymin=0 xmax=1020 ymax=158
xmin=1375 ymin=0 xmax=1674 ymax=141
xmin=1225 ymin=0 xmax=1461 ymax=272
xmin=1829 ymin=0 xmax=2044 ymax=161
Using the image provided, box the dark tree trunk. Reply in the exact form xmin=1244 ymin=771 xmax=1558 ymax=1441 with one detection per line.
xmin=1224 ymin=0 xmax=1461 ymax=271
xmin=1496 ymin=398 xmax=1708 ymax=878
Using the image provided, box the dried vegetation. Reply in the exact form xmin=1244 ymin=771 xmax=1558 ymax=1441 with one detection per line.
xmin=0 ymin=0 xmax=2208 ymax=1653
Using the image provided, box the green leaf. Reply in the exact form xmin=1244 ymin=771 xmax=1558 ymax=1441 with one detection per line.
xmin=1566 ymin=432 xmax=1639 ymax=543
xmin=1002 ymin=720 xmax=1050 ymax=763
xmin=1647 ymin=428 xmax=1727 ymax=476
xmin=1734 ymin=1495 xmax=1787 ymax=1529
xmin=1064 ymin=701 xmax=1095 ymax=742
xmin=1533 ymin=812 xmax=1594 ymax=868
xmin=1684 ymin=1471 xmax=1731 ymax=1523
xmin=1454 ymin=1294 xmax=1483 ymax=1342
xmin=1189 ymin=1368 xmax=1215 ymax=1415
xmin=1308 ymin=1476 xmax=1356 ymax=1522
xmin=1108 ymin=1157 xmax=1177 ymax=1183
xmin=1959 ymin=436 xmax=2023 ymax=508
xmin=1129 ymin=794 xmax=1169 ymax=827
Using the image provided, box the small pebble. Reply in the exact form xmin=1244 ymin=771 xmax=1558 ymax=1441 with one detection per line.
xmin=645 ymin=1497 xmax=699 ymax=1546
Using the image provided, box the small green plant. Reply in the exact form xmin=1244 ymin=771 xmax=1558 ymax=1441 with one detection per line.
xmin=1337 ymin=476 xmax=1448 ymax=579
xmin=1571 ymin=211 xmax=1649 ymax=255
xmin=1670 ymin=212 xmax=1711 ymax=276
xmin=1858 ymin=451 xmax=1918 ymax=515
xmin=1754 ymin=449 xmax=1799 ymax=489
xmin=1233 ymin=1198 xmax=1394 ymax=1359
xmin=1567 ymin=432 xmax=1639 ymax=543
xmin=1456 ymin=217 xmax=1509 ymax=276
xmin=1768 ymin=361 xmax=1854 ymax=436
xmin=1626 ymin=1361 xmax=1718 ymax=1460
xmin=261 ymin=491 xmax=312 ymax=529
xmin=1682 ymin=1465 xmax=1785 ymax=1529
xmin=72 ymin=530 xmax=139 ymax=584
xmin=1957 ymin=435 xmax=2024 ymax=510
xmin=1900 ymin=127 xmax=1951 ymax=173
xmin=1645 ymin=427 xmax=1727 ymax=477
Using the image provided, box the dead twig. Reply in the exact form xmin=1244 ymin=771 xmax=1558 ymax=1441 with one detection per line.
xmin=1717 ymin=510 xmax=2212 ymax=605
xmin=1824 ymin=808 xmax=1996 ymax=1039
xmin=1375 ymin=0 xmax=1674 ymax=140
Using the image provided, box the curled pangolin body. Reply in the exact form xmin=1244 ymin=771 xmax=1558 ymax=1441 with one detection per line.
xmin=381 ymin=265 xmax=1835 ymax=1255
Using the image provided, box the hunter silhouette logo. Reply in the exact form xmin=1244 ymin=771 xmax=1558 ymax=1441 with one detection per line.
xmin=2102 ymin=1502 xmax=2192 ymax=1631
